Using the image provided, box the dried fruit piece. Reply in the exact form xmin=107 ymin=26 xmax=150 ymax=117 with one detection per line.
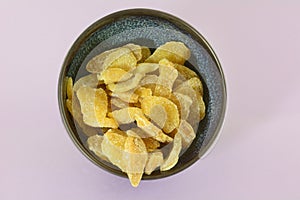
xmin=86 ymin=47 xmax=137 ymax=73
xmin=123 ymin=43 xmax=142 ymax=61
xmin=87 ymin=134 xmax=109 ymax=161
xmin=71 ymin=95 xmax=99 ymax=136
xmin=109 ymin=90 xmax=139 ymax=103
xmin=94 ymin=88 xmax=118 ymax=128
xmin=76 ymin=87 xmax=99 ymax=127
xmin=134 ymin=63 xmax=159 ymax=74
xmin=66 ymin=77 xmax=73 ymax=100
xmin=173 ymin=92 xmax=193 ymax=120
xmin=149 ymin=104 xmax=167 ymax=129
xmin=175 ymin=85 xmax=200 ymax=124
xmin=145 ymin=41 xmax=191 ymax=65
xmin=160 ymin=133 xmax=182 ymax=171
xmin=140 ymin=46 xmax=151 ymax=63
xmin=112 ymin=107 xmax=172 ymax=143
xmin=142 ymin=137 xmax=161 ymax=152
xmin=66 ymin=99 xmax=73 ymax=115
xmin=107 ymin=73 xmax=144 ymax=93
xmin=174 ymin=64 xmax=198 ymax=80
xmin=198 ymin=95 xmax=206 ymax=121
xmin=124 ymin=136 xmax=148 ymax=173
xmin=98 ymin=68 xmax=133 ymax=84
xmin=73 ymin=74 xmax=99 ymax=93
xmin=154 ymin=59 xmax=178 ymax=96
xmin=110 ymin=97 xmax=129 ymax=109
xmin=176 ymin=77 xmax=203 ymax=96
xmin=177 ymin=120 xmax=195 ymax=149
xmin=145 ymin=150 xmax=163 ymax=175
xmin=124 ymin=135 xmax=148 ymax=187
xmin=140 ymin=75 xmax=158 ymax=86
xmin=141 ymin=96 xmax=179 ymax=133
xmin=134 ymin=87 xmax=152 ymax=102
xmin=135 ymin=114 xmax=173 ymax=143
xmin=101 ymin=129 xmax=127 ymax=171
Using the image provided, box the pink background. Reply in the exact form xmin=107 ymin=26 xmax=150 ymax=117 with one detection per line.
xmin=1 ymin=1 xmax=300 ymax=199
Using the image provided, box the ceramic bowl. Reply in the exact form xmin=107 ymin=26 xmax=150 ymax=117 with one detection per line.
xmin=58 ymin=8 xmax=227 ymax=180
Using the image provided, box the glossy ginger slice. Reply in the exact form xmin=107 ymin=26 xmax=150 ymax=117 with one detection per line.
xmin=177 ymin=120 xmax=196 ymax=149
xmin=77 ymin=87 xmax=117 ymax=128
xmin=107 ymin=73 xmax=144 ymax=93
xmin=86 ymin=47 xmax=137 ymax=73
xmin=87 ymin=134 xmax=109 ymax=161
xmin=94 ymin=88 xmax=118 ymax=128
xmin=101 ymin=129 xmax=128 ymax=171
xmin=98 ymin=68 xmax=133 ymax=84
xmin=111 ymin=107 xmax=172 ymax=143
xmin=124 ymin=135 xmax=148 ymax=187
xmin=141 ymin=96 xmax=179 ymax=133
xmin=173 ymin=92 xmax=193 ymax=120
xmin=145 ymin=41 xmax=191 ymax=65
xmin=73 ymin=74 xmax=99 ymax=93
xmin=154 ymin=59 xmax=178 ymax=96
xmin=160 ymin=133 xmax=182 ymax=171
xmin=145 ymin=150 xmax=163 ymax=175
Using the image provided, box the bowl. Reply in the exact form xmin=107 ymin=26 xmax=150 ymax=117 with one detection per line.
xmin=58 ymin=8 xmax=227 ymax=180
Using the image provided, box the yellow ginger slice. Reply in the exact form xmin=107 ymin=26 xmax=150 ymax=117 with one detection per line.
xmin=145 ymin=41 xmax=190 ymax=65
xmin=141 ymin=96 xmax=179 ymax=133
xmin=145 ymin=150 xmax=163 ymax=175
xmin=98 ymin=68 xmax=133 ymax=84
xmin=160 ymin=133 xmax=182 ymax=171
xmin=173 ymin=92 xmax=193 ymax=120
xmin=87 ymin=134 xmax=109 ymax=161
xmin=124 ymin=135 xmax=148 ymax=187
xmin=111 ymin=107 xmax=172 ymax=143
xmin=73 ymin=74 xmax=99 ymax=93
xmin=86 ymin=47 xmax=136 ymax=73
xmin=177 ymin=120 xmax=195 ymax=149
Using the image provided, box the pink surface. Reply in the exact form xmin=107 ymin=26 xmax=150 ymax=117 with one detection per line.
xmin=1 ymin=1 xmax=300 ymax=199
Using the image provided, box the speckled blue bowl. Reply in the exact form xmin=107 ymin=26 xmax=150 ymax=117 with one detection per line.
xmin=58 ymin=9 xmax=226 ymax=180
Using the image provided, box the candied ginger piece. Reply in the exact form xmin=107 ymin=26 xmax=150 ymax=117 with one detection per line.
xmin=109 ymin=90 xmax=139 ymax=103
xmin=66 ymin=77 xmax=73 ymax=100
xmin=94 ymin=88 xmax=118 ymax=128
xmin=71 ymin=95 xmax=99 ymax=136
xmin=124 ymin=135 xmax=148 ymax=187
xmin=145 ymin=41 xmax=190 ymax=65
xmin=154 ymin=59 xmax=178 ymax=96
xmin=101 ymin=129 xmax=127 ymax=171
xmin=177 ymin=120 xmax=195 ymax=149
xmin=174 ymin=64 xmax=198 ymax=80
xmin=175 ymin=85 xmax=200 ymax=125
xmin=73 ymin=74 xmax=99 ymax=93
xmin=110 ymin=97 xmax=129 ymax=109
xmin=173 ymin=92 xmax=193 ymax=120
xmin=139 ymin=46 xmax=151 ymax=63
xmin=149 ymin=104 xmax=167 ymax=129
xmin=107 ymin=73 xmax=144 ymax=93
xmin=141 ymin=96 xmax=179 ymax=133
xmin=160 ymin=133 xmax=182 ymax=171
xmin=142 ymin=137 xmax=160 ymax=152
xmin=98 ymin=68 xmax=133 ymax=84
xmin=76 ymin=87 xmax=99 ymax=127
xmin=86 ymin=47 xmax=136 ymax=73
xmin=123 ymin=43 xmax=142 ymax=61
xmin=134 ymin=63 xmax=159 ymax=74
xmin=87 ymin=134 xmax=109 ymax=161
xmin=112 ymin=107 xmax=172 ymax=143
xmin=66 ymin=99 xmax=73 ymax=115
xmin=145 ymin=150 xmax=163 ymax=175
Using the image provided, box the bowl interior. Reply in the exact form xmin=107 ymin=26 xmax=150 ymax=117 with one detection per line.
xmin=58 ymin=9 xmax=226 ymax=179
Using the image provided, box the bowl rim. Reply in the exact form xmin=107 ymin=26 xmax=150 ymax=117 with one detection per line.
xmin=58 ymin=8 xmax=227 ymax=180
